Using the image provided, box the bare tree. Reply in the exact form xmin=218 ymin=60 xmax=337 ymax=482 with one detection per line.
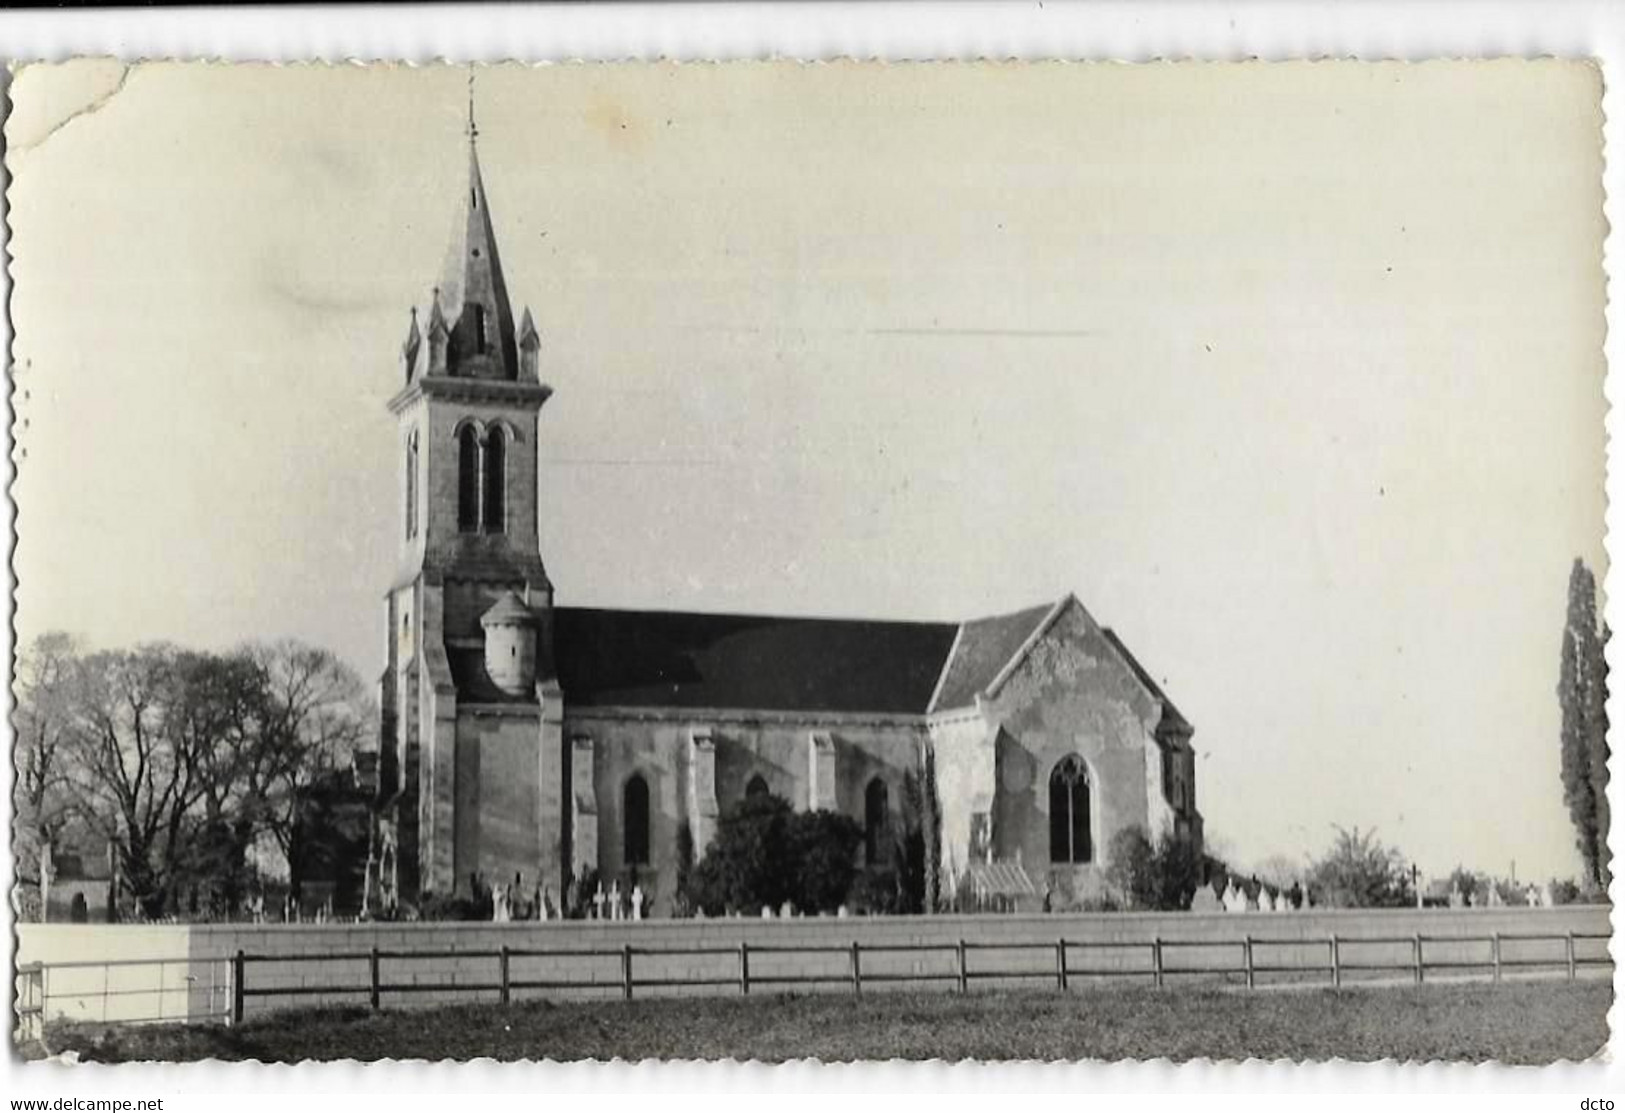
xmin=247 ymin=641 xmax=369 ymax=896
xmin=60 ymin=645 xmax=209 ymax=918
xmin=14 ymin=632 xmax=83 ymax=918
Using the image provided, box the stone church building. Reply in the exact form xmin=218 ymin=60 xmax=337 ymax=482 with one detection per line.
xmin=367 ymin=128 xmax=1201 ymax=917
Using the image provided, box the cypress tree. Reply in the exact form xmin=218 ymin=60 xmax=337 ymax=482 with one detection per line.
xmin=1559 ymin=559 xmax=1610 ymax=890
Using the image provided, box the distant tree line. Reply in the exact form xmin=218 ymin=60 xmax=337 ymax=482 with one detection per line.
xmin=13 ymin=632 xmax=370 ymax=921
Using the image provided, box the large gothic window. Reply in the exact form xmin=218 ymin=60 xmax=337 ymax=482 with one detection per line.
xmin=457 ymin=426 xmax=480 ymax=532
xmin=624 ymin=773 xmax=651 ymax=866
xmin=405 ymin=431 xmax=419 ymax=540
xmin=864 ymin=778 xmax=890 ymax=866
xmin=1049 ymin=756 xmax=1092 ymax=864
xmin=482 ymin=429 xmax=506 ymax=534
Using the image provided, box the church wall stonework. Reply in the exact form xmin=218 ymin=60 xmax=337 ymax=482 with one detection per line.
xmin=981 ymin=600 xmax=1159 ymax=905
xmin=568 ymin=712 xmax=924 ymax=916
xmin=418 ymin=397 xmax=541 ymax=570
xmin=927 ymin=711 xmax=996 ymax=890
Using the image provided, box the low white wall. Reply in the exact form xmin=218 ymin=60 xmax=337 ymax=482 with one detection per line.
xmin=15 ymin=924 xmax=227 ymax=1025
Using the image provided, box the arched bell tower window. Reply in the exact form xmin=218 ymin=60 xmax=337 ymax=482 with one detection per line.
xmin=482 ymin=428 xmax=506 ymax=534
xmin=745 ymin=775 xmax=769 ymax=801
xmin=404 ymin=431 xmax=419 ymax=540
xmin=1049 ymin=756 xmax=1092 ymax=864
xmin=457 ymin=425 xmax=480 ymax=532
xmin=864 ymin=778 xmax=890 ymax=866
xmin=624 ymin=773 xmax=651 ymax=867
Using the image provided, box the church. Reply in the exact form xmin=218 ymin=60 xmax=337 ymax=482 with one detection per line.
xmin=365 ymin=123 xmax=1202 ymax=918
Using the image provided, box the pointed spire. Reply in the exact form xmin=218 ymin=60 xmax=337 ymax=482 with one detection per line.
xmin=426 ymin=290 xmax=447 ymax=336
xmin=402 ymin=306 xmax=423 ymax=384
xmin=436 ymin=94 xmax=518 ymax=380
xmin=518 ymin=306 xmax=540 ymax=380
xmin=426 ymin=291 xmax=449 ymax=375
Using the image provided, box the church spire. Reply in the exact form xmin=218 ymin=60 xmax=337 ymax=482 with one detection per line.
xmin=433 ymin=74 xmax=518 ymax=380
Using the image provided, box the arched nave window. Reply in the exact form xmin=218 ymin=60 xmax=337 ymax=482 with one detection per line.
xmin=864 ymin=778 xmax=890 ymax=866
xmin=1048 ymin=756 xmax=1092 ymax=864
xmin=624 ymin=774 xmax=651 ymax=867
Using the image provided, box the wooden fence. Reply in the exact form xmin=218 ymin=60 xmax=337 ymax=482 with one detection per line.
xmin=213 ymin=928 xmax=1611 ymax=1026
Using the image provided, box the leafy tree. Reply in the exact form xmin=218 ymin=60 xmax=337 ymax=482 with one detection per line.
xmin=1305 ymin=826 xmax=1412 ymax=908
xmin=671 ymin=821 xmax=696 ymax=917
xmin=894 ymin=769 xmax=929 ymax=914
xmin=1106 ymin=825 xmax=1204 ymax=910
xmin=685 ymin=794 xmax=796 ymax=915
xmin=684 ymin=793 xmax=865 ymax=915
xmin=786 ymin=809 xmax=863 ymax=913
xmin=921 ymin=744 xmax=942 ymax=913
xmin=1106 ymin=826 xmax=1156 ymax=906
xmin=1559 ymin=559 xmax=1611 ymax=891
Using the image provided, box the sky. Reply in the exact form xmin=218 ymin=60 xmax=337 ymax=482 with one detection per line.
xmin=7 ymin=59 xmax=1607 ymax=882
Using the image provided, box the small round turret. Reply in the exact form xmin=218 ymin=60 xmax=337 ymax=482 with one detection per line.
xmin=480 ymin=590 xmax=538 ymax=696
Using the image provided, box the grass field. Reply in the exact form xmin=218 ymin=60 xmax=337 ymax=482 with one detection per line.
xmin=39 ymin=982 xmax=1610 ymax=1064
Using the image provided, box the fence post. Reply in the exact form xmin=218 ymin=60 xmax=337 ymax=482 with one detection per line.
xmin=1244 ymin=935 xmax=1255 ymax=989
xmin=1056 ymin=939 xmax=1068 ymax=993
xmin=1330 ymin=934 xmax=1340 ymax=989
xmin=1492 ymin=933 xmax=1501 ymax=985
xmin=850 ymin=941 xmax=862 ymax=998
xmin=739 ymin=942 xmax=750 ymax=996
xmin=499 ymin=946 xmax=511 ymax=1007
xmin=1152 ymin=936 xmax=1164 ymax=989
xmin=1567 ymin=932 xmax=1577 ymax=982
xmin=957 ymin=939 xmax=969 ymax=994
xmin=232 ymin=950 xmax=245 ymax=1026
xmin=369 ymin=946 xmax=381 ymax=1010
xmin=622 ymin=944 xmax=634 ymax=1001
xmin=1413 ymin=933 xmax=1423 ymax=985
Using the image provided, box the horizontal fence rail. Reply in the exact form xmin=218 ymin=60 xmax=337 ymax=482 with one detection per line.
xmin=190 ymin=929 xmax=1616 ymax=1025
xmin=18 ymin=923 xmax=1609 ymax=1034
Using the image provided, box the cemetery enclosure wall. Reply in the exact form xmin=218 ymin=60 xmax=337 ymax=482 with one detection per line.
xmin=18 ymin=908 xmax=1612 ymax=1023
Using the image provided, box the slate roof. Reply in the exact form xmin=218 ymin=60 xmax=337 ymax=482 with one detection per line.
xmin=929 ymin=602 xmax=1056 ymax=712
xmin=481 ymin=590 xmax=536 ymax=627
xmin=439 ymin=599 xmax=1186 ymax=727
xmin=552 ymin=607 xmax=959 ymax=714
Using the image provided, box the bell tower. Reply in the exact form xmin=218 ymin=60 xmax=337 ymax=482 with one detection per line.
xmin=374 ymin=93 xmax=560 ymax=905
